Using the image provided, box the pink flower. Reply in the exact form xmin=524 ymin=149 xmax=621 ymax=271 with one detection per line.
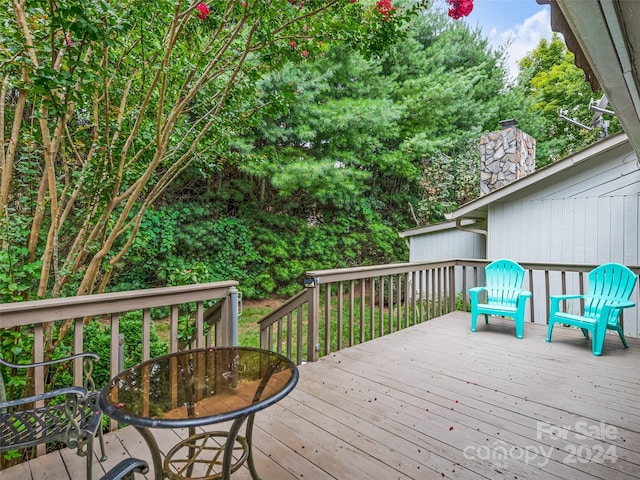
xmin=196 ymin=2 xmax=211 ymax=20
xmin=376 ymin=0 xmax=396 ymax=19
xmin=290 ymin=40 xmax=297 ymax=48
xmin=301 ymin=50 xmax=309 ymax=58
xmin=447 ymin=0 xmax=473 ymax=19
xmin=242 ymin=0 xmax=247 ymax=6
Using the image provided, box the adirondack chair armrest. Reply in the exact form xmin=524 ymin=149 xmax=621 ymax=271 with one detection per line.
xmin=513 ymin=290 xmax=532 ymax=307
xmin=550 ymin=294 xmax=584 ymax=301
xmin=469 ymin=286 xmax=487 ymax=301
xmin=469 ymin=287 xmax=487 ymax=293
xmin=615 ymin=300 xmax=634 ymax=309
xmin=549 ymin=294 xmax=584 ymax=310
xmin=594 ymin=300 xmax=635 ymax=312
xmin=551 ymin=294 xmax=635 ymax=307
xmin=550 ymin=295 xmax=635 ymax=318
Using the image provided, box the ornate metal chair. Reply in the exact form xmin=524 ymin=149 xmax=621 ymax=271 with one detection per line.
xmin=0 ymin=352 xmax=107 ymax=479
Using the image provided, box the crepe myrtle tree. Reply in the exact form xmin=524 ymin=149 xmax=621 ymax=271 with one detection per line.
xmin=0 ymin=0 xmax=475 ymax=357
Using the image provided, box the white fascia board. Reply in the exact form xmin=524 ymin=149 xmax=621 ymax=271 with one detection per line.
xmin=398 ymin=219 xmax=479 ymax=238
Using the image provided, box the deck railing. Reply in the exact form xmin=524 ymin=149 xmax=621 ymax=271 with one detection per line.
xmin=0 ymin=281 xmax=240 ymax=430
xmin=258 ymin=259 xmax=640 ymax=364
xmin=1 ymin=259 xmax=639 ymax=407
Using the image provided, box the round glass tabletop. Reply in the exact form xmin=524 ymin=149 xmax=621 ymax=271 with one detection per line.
xmin=99 ymin=347 xmax=298 ymax=428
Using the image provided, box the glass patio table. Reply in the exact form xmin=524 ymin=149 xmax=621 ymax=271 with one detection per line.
xmin=98 ymin=347 xmax=298 ymax=480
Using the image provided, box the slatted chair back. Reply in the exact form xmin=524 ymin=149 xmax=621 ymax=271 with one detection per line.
xmin=485 ymin=259 xmax=527 ymax=307
xmin=584 ymin=263 xmax=637 ymax=325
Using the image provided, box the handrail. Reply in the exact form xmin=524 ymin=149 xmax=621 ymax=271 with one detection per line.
xmin=305 ymin=259 xmax=458 ymax=282
xmin=259 ymin=289 xmax=310 ymax=330
xmin=0 ymin=281 xmax=239 ymax=328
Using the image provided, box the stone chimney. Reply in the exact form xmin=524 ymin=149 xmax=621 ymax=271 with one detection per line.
xmin=479 ymin=119 xmax=536 ymax=195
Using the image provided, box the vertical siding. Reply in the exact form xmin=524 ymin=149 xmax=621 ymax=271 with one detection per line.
xmin=409 ymin=228 xmax=485 ymax=262
xmin=585 ymin=197 xmax=600 ymax=261
xmin=596 ymin=198 xmax=611 ymax=263
xmin=488 ymin=194 xmax=640 ymax=334
xmin=572 ymin=197 xmax=587 ymax=263
xmin=624 ymin=195 xmax=639 ymax=265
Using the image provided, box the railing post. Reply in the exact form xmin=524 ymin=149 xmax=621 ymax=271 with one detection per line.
xmin=305 ymin=277 xmax=320 ymax=362
xmin=118 ymin=334 xmax=125 ymax=373
xmin=217 ymin=299 xmax=229 ymax=347
xmin=109 ymin=314 xmax=120 ymax=432
xmin=229 ymin=286 xmax=239 ymax=347
xmin=449 ymin=265 xmax=456 ymax=312
xmin=34 ymin=323 xmax=45 ymax=457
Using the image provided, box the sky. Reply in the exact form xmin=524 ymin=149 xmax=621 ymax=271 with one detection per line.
xmin=460 ymin=0 xmax=553 ymax=80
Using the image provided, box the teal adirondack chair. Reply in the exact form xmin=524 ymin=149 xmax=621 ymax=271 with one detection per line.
xmin=469 ymin=259 xmax=532 ymax=339
xmin=546 ymin=263 xmax=637 ymax=356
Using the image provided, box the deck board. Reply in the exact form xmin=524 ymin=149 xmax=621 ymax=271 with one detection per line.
xmin=2 ymin=312 xmax=640 ymax=479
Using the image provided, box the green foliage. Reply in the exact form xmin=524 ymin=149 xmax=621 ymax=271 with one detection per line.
xmin=0 ymin=328 xmax=33 ymax=402
xmin=117 ymin=194 xmax=408 ymax=298
xmin=113 ymin=208 xmax=179 ymax=290
xmin=517 ymin=34 xmax=621 ymax=165
xmin=0 ymin=216 xmax=42 ymax=302
xmin=390 ymin=13 xmax=506 ymax=155
xmin=82 ymin=314 xmax=168 ymax=388
xmin=0 ymin=315 xmax=161 ymax=403
xmin=417 ymin=141 xmax=480 ymax=223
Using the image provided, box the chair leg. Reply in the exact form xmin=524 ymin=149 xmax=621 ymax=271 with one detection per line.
xmin=484 ymin=314 xmax=489 ymax=325
xmin=546 ymin=321 xmax=554 ymax=342
xmin=470 ymin=312 xmax=477 ymax=332
xmin=612 ymin=325 xmax=629 ymax=348
xmin=97 ymin=425 xmax=108 ymax=462
xmin=580 ymin=328 xmax=590 ymax=339
xmin=515 ymin=318 xmax=523 ymax=339
xmin=87 ymin=435 xmax=94 ymax=480
xmin=592 ymin=325 xmax=606 ymax=356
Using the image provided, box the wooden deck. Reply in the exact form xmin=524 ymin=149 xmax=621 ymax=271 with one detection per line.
xmin=3 ymin=312 xmax=640 ymax=480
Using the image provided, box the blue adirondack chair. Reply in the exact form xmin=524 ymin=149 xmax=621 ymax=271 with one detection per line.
xmin=546 ymin=263 xmax=637 ymax=356
xmin=469 ymin=259 xmax=532 ymax=339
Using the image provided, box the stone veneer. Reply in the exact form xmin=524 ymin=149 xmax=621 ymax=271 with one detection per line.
xmin=479 ymin=126 xmax=536 ymax=195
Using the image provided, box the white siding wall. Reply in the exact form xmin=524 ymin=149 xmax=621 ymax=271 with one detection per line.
xmin=408 ymin=228 xmax=485 ymax=262
xmin=487 ymin=147 xmax=640 ymax=336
